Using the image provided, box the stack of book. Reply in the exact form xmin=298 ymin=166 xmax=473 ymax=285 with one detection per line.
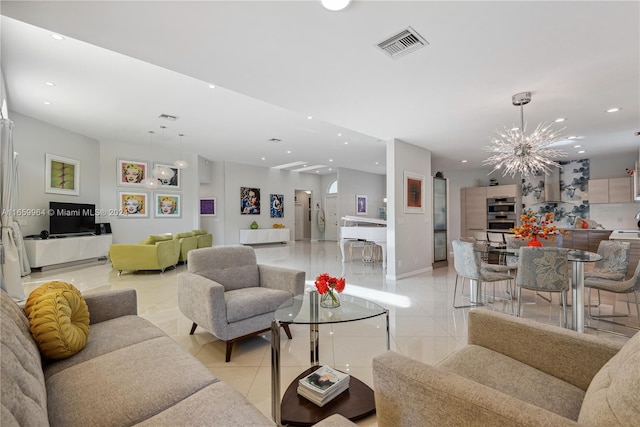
xmin=297 ymin=365 xmax=350 ymax=407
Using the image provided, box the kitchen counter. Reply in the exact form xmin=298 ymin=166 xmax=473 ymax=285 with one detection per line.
xmin=609 ymin=229 xmax=640 ymax=240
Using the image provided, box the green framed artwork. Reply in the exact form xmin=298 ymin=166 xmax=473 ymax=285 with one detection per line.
xmin=45 ymin=153 xmax=80 ymax=196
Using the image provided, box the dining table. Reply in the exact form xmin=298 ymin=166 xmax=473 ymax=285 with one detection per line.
xmin=475 ymin=244 xmax=602 ymax=332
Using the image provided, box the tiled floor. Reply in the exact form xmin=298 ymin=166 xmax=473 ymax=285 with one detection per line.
xmin=21 ymin=240 xmax=635 ymax=425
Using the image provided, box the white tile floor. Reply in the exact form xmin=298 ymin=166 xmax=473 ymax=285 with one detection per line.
xmin=21 ymin=240 xmax=635 ymax=425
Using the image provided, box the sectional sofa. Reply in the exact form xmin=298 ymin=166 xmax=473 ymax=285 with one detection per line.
xmin=1 ymin=288 xmax=275 ymax=426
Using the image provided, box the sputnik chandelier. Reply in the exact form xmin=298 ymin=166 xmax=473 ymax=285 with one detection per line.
xmin=483 ymin=92 xmax=567 ymax=177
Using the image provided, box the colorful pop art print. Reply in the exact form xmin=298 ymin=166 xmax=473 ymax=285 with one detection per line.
xmin=117 ymin=159 xmax=148 ymax=187
xmin=118 ymin=191 xmax=149 ymax=218
xmin=46 ymin=154 xmax=79 ymax=195
xmin=241 ymin=187 xmax=260 ymax=215
xmin=270 ymin=194 xmax=284 ymax=218
xmin=155 ymin=193 xmax=181 ymax=218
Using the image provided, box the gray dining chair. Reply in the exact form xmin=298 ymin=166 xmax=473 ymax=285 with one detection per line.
xmin=482 ymin=235 xmax=524 ymax=274
xmin=585 ymin=240 xmax=631 ymax=281
xmin=452 ymin=240 xmax=514 ymax=309
xmin=585 ymin=260 xmax=640 ymax=329
xmin=516 ymin=247 xmax=570 ymax=327
xmin=584 ymin=240 xmax=631 ymax=317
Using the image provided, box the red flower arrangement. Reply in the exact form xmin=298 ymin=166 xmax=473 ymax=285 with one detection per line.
xmin=314 ymin=273 xmax=345 ymax=308
xmin=314 ymin=273 xmax=346 ymax=294
xmin=510 ymin=210 xmax=568 ymax=241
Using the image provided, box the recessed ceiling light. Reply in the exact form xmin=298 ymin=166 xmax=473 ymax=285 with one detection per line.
xmin=316 ymin=170 xmax=320 ymax=173
xmin=606 ymin=107 xmax=621 ymax=113
xmin=329 ymin=159 xmax=333 ymax=162
xmin=375 ymin=162 xmax=379 ymax=165
xmin=51 ymin=33 xmax=64 ymax=40
xmin=43 ymin=101 xmax=52 ymax=105
xmin=261 ymin=157 xmax=266 ymax=160
xmin=573 ymin=145 xmax=582 ymax=148
xmin=578 ymin=150 xmax=586 ymax=154
xmin=307 ymin=116 xmax=313 ymax=120
xmin=320 ymin=0 xmax=352 ymax=12
xmin=329 ymin=168 xmax=333 ymax=171
xmin=208 ymin=84 xmax=216 ymax=89
xmin=344 ymin=141 xmax=348 ymax=145
xmin=554 ymin=118 xmax=566 ymax=123
xmin=45 ymin=81 xmax=55 ymax=87
xmin=461 ymin=160 xmax=468 ymax=163
xmin=337 ymin=133 xmax=342 ymax=137
xmin=287 ymin=150 xmax=292 ymax=154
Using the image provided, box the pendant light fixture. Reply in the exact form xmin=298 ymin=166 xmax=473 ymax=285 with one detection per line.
xmin=142 ymin=130 xmax=161 ymax=189
xmin=152 ymin=125 xmax=175 ymax=182
xmin=483 ymin=92 xmax=567 ymax=177
xmin=174 ymin=133 xmax=189 ymax=169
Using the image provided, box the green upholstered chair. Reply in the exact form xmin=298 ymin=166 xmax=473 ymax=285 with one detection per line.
xmin=192 ymin=229 xmax=213 ymax=248
xmin=109 ymin=234 xmax=180 ymax=274
xmin=174 ymin=232 xmax=198 ymax=263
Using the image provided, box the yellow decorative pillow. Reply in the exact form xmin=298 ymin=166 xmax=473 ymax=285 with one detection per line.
xmin=26 ymin=282 xmax=90 ymax=360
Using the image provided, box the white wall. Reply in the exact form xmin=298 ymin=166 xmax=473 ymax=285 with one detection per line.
xmin=98 ymin=140 xmax=199 ymax=243
xmin=219 ymin=161 xmax=322 ymax=245
xmin=198 ymin=156 xmax=225 ymax=245
xmin=11 ymin=112 xmax=101 ymax=236
xmin=387 ymin=139 xmax=432 ymax=280
xmin=336 ymin=167 xmax=385 ymax=221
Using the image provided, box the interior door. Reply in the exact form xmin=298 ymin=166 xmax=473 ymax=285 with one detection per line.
xmin=325 ymin=195 xmax=338 ymax=241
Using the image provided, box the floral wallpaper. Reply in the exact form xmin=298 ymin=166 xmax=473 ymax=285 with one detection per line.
xmin=521 ymin=159 xmax=590 ymax=229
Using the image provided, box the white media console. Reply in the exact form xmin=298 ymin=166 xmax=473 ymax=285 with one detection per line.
xmin=239 ymin=229 xmax=290 ymax=245
xmin=24 ymin=234 xmax=112 ymax=269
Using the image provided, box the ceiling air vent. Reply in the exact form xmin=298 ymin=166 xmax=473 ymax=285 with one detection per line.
xmin=158 ymin=114 xmax=179 ymax=121
xmin=377 ymin=26 xmax=428 ymax=59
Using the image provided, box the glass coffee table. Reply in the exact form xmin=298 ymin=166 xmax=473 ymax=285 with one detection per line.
xmin=271 ymin=291 xmax=389 ymax=426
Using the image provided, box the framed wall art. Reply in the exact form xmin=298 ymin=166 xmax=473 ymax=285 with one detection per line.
xmin=117 ymin=159 xmax=148 ymax=187
xmin=200 ymin=198 xmax=217 ymax=216
xmin=118 ymin=191 xmax=149 ymax=218
xmin=46 ymin=153 xmax=80 ymax=195
xmin=270 ymin=194 xmax=284 ymax=218
xmin=404 ymin=171 xmax=425 ymax=213
xmin=240 ymin=187 xmax=260 ymax=214
xmin=356 ymin=194 xmax=367 ymax=215
xmin=153 ymin=162 xmax=180 ymax=189
xmin=155 ymin=193 xmax=181 ymax=218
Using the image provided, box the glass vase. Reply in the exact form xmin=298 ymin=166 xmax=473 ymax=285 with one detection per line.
xmin=527 ymin=235 xmax=543 ymax=247
xmin=320 ymin=289 xmax=341 ymax=308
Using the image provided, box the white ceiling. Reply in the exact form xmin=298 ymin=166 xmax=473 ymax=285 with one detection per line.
xmin=2 ymin=1 xmax=639 ymax=176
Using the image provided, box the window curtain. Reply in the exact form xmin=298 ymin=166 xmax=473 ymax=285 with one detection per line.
xmin=1 ymin=118 xmax=29 ymax=301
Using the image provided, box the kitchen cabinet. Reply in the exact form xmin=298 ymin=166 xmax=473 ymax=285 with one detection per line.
xmin=486 ymin=184 xmax=517 ymax=199
xmin=588 ymin=177 xmax=632 ymax=203
xmin=461 ymin=186 xmax=487 ymax=237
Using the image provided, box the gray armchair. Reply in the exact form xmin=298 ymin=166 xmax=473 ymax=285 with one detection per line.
xmin=177 ymin=245 xmax=305 ymax=362
xmin=373 ymin=309 xmax=638 ymax=427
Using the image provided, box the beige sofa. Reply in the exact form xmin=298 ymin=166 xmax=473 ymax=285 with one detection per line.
xmin=1 ymin=288 xmax=274 ymax=426
xmin=373 ymin=309 xmax=639 ymax=426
